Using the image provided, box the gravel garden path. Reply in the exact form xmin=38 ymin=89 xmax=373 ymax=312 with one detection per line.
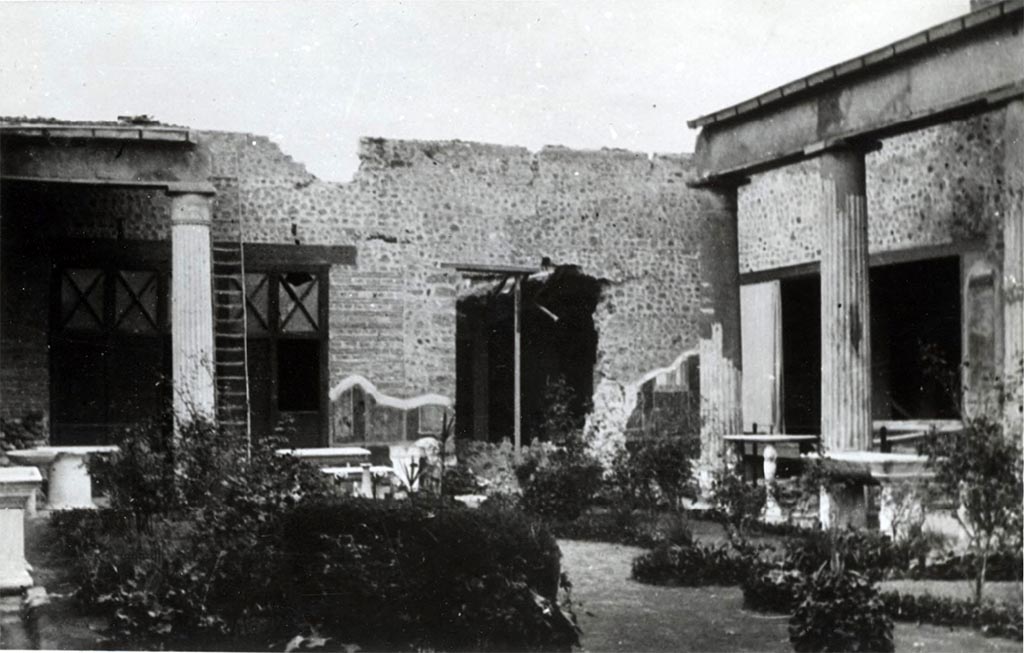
xmin=558 ymin=539 xmax=1021 ymax=653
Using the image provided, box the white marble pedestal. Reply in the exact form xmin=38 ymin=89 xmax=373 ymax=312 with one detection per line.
xmin=0 ymin=466 xmax=43 ymax=592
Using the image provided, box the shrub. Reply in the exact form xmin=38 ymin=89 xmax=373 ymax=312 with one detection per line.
xmin=710 ymin=470 xmax=766 ymax=537
xmin=789 ymin=565 xmax=894 ymax=653
xmin=608 ymin=436 xmax=698 ymax=512
xmin=520 ymin=460 xmax=603 ymax=521
xmin=282 ymin=498 xmax=578 ymax=651
xmin=60 ymin=414 xmax=580 ymax=652
xmin=911 ymin=549 xmax=1024 ymax=582
xmin=631 ymin=539 xmax=756 ymax=586
xmin=548 ymin=508 xmax=648 ymax=546
xmin=742 ymin=566 xmax=805 ymax=613
xmin=881 ymin=592 xmax=1023 ymax=640
xmin=442 ymin=463 xmax=485 ymax=495
xmin=783 ymin=527 xmax=919 ymax=582
xmin=922 ymin=415 xmax=1024 ymax=602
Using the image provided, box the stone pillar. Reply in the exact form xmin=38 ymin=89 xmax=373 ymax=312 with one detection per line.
xmin=819 ymin=147 xmax=872 ymax=452
xmin=698 ymin=184 xmax=743 ymax=480
xmin=0 ymin=467 xmax=42 ymax=592
xmin=169 ymin=192 xmax=216 ymax=422
xmin=1003 ymin=100 xmax=1024 ymax=438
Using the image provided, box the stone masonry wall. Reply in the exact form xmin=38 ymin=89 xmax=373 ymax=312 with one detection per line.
xmin=203 ymin=131 xmax=711 ymax=444
xmin=738 ymin=111 xmax=1007 ymax=273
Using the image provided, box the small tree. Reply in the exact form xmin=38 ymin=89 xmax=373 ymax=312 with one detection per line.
xmin=923 ymin=415 xmax=1023 ymax=603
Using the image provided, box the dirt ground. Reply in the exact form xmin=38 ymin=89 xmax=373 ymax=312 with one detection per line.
xmin=559 ymin=539 xmax=1022 ymax=653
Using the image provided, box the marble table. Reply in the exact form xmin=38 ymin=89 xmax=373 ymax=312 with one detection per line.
xmin=6 ymin=446 xmax=119 ymax=511
xmin=723 ymin=434 xmax=820 ymax=523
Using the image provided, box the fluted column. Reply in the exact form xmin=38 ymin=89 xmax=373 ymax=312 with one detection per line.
xmin=698 ymin=184 xmax=743 ymax=475
xmin=1003 ymin=100 xmax=1023 ymax=438
xmin=170 ymin=192 xmax=216 ymax=422
xmin=819 ymin=147 xmax=872 ymax=452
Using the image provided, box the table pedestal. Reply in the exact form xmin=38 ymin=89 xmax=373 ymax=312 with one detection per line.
xmin=0 ymin=467 xmax=43 ymax=592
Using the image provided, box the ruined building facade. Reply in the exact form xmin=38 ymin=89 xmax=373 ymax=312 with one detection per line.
xmin=1 ymin=1 xmax=1021 ymax=465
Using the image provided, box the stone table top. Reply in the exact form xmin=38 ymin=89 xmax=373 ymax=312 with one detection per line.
xmin=723 ymin=434 xmax=819 ymax=443
xmin=321 ymin=465 xmax=394 ymax=476
xmin=276 ymin=447 xmax=372 ymax=458
xmin=7 ymin=446 xmax=119 ymax=465
xmin=0 ymin=466 xmax=43 ymax=484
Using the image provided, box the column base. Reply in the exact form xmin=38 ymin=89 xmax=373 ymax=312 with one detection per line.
xmin=0 ymin=568 xmax=33 ymax=594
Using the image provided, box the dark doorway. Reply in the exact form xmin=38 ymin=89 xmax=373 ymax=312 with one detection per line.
xmin=781 ymin=274 xmax=821 ymax=434
xmin=779 ymin=256 xmax=962 ymax=434
xmin=871 ymin=257 xmax=961 ymax=419
xmin=455 ymin=266 xmax=602 ymax=444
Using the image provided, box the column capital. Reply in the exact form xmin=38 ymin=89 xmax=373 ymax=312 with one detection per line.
xmin=804 ymin=137 xmax=882 ymax=158
xmin=169 ymin=192 xmax=212 ymax=227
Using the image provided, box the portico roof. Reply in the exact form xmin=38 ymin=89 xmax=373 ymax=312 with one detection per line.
xmin=0 ymin=116 xmax=193 ymax=143
xmin=688 ymin=0 xmax=1022 ymax=130
xmin=688 ymin=0 xmax=1024 ymax=182
xmin=0 ymin=116 xmax=211 ymax=192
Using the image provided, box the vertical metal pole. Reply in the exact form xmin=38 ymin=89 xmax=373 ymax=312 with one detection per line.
xmin=513 ymin=275 xmax=522 ymax=452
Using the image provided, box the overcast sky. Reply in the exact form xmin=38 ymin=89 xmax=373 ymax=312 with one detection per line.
xmin=1 ymin=1 xmax=966 ymax=181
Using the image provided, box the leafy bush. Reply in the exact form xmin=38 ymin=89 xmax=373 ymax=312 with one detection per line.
xmin=742 ymin=566 xmax=805 ymax=613
xmin=881 ymin=592 xmax=1023 ymax=640
xmin=442 ymin=463 xmax=485 ymax=495
xmin=547 ymin=508 xmax=649 ymax=546
xmin=631 ymin=539 xmax=756 ymax=586
xmin=519 ymin=460 xmax=603 ymax=521
xmin=282 ymin=498 xmax=578 ymax=651
xmin=57 ymin=414 xmax=578 ymax=651
xmin=608 ymin=436 xmax=698 ymax=512
xmin=782 ymin=527 xmax=922 ymax=582
xmin=922 ymin=415 xmax=1024 ymax=602
xmin=515 ymin=378 xmax=605 ymax=521
xmin=910 ymin=549 xmax=1024 ymax=582
xmin=710 ymin=470 xmax=766 ymax=536
xmin=789 ymin=566 xmax=894 ymax=653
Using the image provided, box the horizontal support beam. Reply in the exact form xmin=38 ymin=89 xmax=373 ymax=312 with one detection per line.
xmin=442 ymin=261 xmax=540 ymax=275
xmin=1 ymin=175 xmax=215 ymax=194
xmin=242 ymin=243 xmax=357 ymax=267
xmin=1 ymin=137 xmax=211 ymax=188
xmin=738 ymin=240 xmax=985 ymax=285
xmin=693 ymin=10 xmax=1023 ymax=182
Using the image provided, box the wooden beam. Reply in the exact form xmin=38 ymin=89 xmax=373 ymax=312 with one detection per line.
xmin=442 ymin=261 xmax=540 ymax=275
xmin=513 ymin=276 xmax=522 ymax=452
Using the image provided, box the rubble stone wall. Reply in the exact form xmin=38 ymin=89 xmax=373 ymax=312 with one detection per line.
xmin=738 ymin=110 xmax=1008 ymax=273
xmin=207 ymin=133 xmax=711 ymax=443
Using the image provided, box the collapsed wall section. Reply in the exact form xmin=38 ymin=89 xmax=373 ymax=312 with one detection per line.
xmin=216 ymin=134 xmax=710 ymax=444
